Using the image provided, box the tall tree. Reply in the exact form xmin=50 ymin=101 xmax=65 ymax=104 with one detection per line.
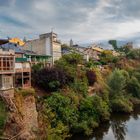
xmin=108 ymin=40 xmax=118 ymax=50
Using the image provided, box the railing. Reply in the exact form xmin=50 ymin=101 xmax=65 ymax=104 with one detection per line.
xmin=0 ymin=69 xmax=15 ymax=74
xmin=15 ymin=68 xmax=30 ymax=73
xmin=15 ymin=58 xmax=28 ymax=62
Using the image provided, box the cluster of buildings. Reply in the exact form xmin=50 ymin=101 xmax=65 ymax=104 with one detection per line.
xmin=0 ymin=31 xmax=119 ymax=94
xmin=0 ymin=32 xmax=62 ymax=93
xmin=63 ymin=43 xmax=106 ymax=62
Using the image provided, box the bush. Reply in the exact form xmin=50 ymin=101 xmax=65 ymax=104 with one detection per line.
xmin=62 ymin=53 xmax=83 ymax=65
xmin=126 ymin=76 xmax=140 ymax=99
xmin=70 ymin=79 xmax=88 ymax=97
xmin=46 ymin=93 xmax=79 ymax=127
xmin=126 ymin=49 xmax=140 ymax=59
xmin=32 ymin=67 xmax=72 ymax=92
xmin=111 ymin=96 xmax=133 ymax=113
xmin=15 ymin=88 xmax=35 ymax=96
xmin=86 ymin=70 xmax=97 ymax=86
xmin=107 ymin=69 xmax=127 ymax=98
xmin=41 ymin=100 xmax=70 ymax=140
xmin=78 ymin=95 xmax=110 ymax=135
xmin=0 ymin=98 xmax=7 ymax=134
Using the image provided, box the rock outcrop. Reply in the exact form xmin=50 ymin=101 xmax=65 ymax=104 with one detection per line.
xmin=0 ymin=89 xmax=38 ymax=140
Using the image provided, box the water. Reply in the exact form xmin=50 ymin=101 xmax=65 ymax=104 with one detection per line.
xmin=70 ymin=106 xmax=140 ymax=140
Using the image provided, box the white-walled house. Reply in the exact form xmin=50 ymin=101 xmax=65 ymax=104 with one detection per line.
xmin=24 ymin=32 xmax=62 ymax=65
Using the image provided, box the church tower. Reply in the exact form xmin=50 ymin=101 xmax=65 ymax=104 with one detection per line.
xmin=70 ymin=39 xmax=73 ymax=47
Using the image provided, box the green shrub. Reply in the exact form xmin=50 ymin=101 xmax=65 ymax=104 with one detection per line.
xmin=111 ymin=96 xmax=133 ymax=113
xmin=0 ymin=99 xmax=7 ymax=134
xmin=78 ymin=95 xmax=110 ymax=135
xmin=108 ymin=69 xmax=128 ymax=98
xmin=126 ymin=49 xmax=140 ymax=59
xmin=47 ymin=121 xmax=70 ymax=140
xmin=86 ymin=70 xmax=97 ymax=86
xmin=32 ymin=67 xmax=72 ymax=92
xmin=15 ymin=88 xmax=35 ymax=97
xmin=126 ymin=76 xmax=140 ymax=99
xmin=46 ymin=93 xmax=79 ymax=127
xmin=70 ymin=79 xmax=88 ymax=97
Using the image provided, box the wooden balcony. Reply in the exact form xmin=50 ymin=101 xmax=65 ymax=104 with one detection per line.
xmin=15 ymin=68 xmax=31 ymax=73
xmin=0 ymin=69 xmax=15 ymax=74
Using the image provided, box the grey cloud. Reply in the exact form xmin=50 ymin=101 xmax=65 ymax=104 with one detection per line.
xmin=104 ymin=0 xmax=140 ymax=21
xmin=0 ymin=0 xmax=15 ymax=7
xmin=0 ymin=0 xmax=140 ymax=44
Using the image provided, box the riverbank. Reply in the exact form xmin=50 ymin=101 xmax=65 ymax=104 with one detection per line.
xmin=33 ymin=53 xmax=140 ymax=140
xmin=70 ymin=105 xmax=140 ymax=140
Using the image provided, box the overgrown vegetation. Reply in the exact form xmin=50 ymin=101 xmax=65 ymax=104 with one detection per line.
xmin=15 ymin=88 xmax=35 ymax=96
xmin=32 ymin=44 xmax=140 ymax=140
xmin=0 ymin=98 xmax=7 ymax=135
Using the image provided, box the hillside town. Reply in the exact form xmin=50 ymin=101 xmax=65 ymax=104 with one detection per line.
xmin=0 ymin=31 xmax=140 ymax=140
xmin=1 ymin=0 xmax=140 ymax=139
xmin=0 ymin=32 xmax=121 ymax=94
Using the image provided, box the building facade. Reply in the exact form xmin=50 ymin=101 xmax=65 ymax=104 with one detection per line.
xmin=0 ymin=49 xmax=15 ymax=91
xmin=0 ymin=41 xmax=32 ymax=91
xmin=84 ymin=45 xmax=104 ymax=61
xmin=15 ymin=61 xmax=31 ymax=88
xmin=24 ymin=32 xmax=61 ymax=64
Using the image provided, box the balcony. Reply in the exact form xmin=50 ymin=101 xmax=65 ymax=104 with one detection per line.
xmin=15 ymin=58 xmax=28 ymax=62
xmin=0 ymin=69 xmax=15 ymax=74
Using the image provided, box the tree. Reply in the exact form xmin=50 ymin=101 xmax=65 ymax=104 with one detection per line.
xmin=126 ymin=76 xmax=140 ymax=99
xmin=108 ymin=40 xmax=118 ymax=50
xmin=107 ymin=69 xmax=133 ymax=113
xmin=120 ymin=42 xmax=133 ymax=54
xmin=126 ymin=49 xmax=140 ymax=59
xmin=108 ymin=69 xmax=127 ymax=97
xmin=100 ymin=50 xmax=119 ymax=64
xmin=86 ymin=70 xmax=97 ymax=86
xmin=0 ymin=98 xmax=7 ymax=134
xmin=46 ymin=93 xmax=79 ymax=128
xmin=32 ymin=67 xmax=72 ymax=92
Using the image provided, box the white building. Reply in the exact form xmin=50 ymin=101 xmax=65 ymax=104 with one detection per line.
xmin=24 ymin=32 xmax=62 ymax=65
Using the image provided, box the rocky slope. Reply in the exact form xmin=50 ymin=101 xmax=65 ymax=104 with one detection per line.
xmin=0 ymin=89 xmax=38 ymax=140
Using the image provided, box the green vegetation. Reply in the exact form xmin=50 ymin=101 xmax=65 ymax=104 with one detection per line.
xmin=108 ymin=40 xmax=118 ymax=50
xmin=15 ymin=88 xmax=35 ymax=96
xmin=33 ymin=45 xmax=140 ymax=139
xmin=0 ymin=98 xmax=7 ymax=135
xmin=100 ymin=50 xmax=119 ymax=64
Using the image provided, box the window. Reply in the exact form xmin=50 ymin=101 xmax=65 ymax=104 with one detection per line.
xmin=0 ymin=56 xmax=14 ymax=72
xmin=3 ymin=76 xmax=13 ymax=89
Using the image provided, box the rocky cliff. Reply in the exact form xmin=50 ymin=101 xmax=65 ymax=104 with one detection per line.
xmin=0 ymin=89 xmax=38 ymax=140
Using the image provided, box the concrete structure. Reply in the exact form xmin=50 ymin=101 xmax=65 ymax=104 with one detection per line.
xmin=0 ymin=49 xmax=15 ymax=91
xmin=84 ymin=45 xmax=104 ymax=61
xmin=24 ymin=50 xmax=51 ymax=67
xmin=15 ymin=61 xmax=31 ymax=88
xmin=24 ymin=32 xmax=61 ymax=64
xmin=70 ymin=39 xmax=73 ymax=47
xmin=73 ymin=44 xmax=85 ymax=54
xmin=0 ymin=42 xmax=32 ymax=90
xmin=0 ymin=42 xmax=51 ymax=67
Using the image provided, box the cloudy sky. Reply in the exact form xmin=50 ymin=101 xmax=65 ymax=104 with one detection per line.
xmin=0 ymin=0 xmax=140 ymax=45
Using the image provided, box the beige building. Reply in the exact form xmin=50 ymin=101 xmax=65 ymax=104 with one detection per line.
xmin=0 ymin=46 xmax=32 ymax=93
xmin=0 ymin=49 xmax=15 ymax=91
xmin=24 ymin=32 xmax=62 ymax=64
xmin=83 ymin=45 xmax=104 ymax=61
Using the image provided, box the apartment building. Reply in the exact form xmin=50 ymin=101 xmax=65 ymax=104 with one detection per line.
xmin=0 ymin=40 xmax=31 ymax=91
xmin=24 ymin=32 xmax=61 ymax=65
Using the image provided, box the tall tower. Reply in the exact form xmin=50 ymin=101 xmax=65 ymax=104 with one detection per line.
xmin=70 ymin=39 xmax=73 ymax=47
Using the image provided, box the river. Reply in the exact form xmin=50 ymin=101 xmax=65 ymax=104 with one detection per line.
xmin=70 ymin=106 xmax=140 ymax=140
